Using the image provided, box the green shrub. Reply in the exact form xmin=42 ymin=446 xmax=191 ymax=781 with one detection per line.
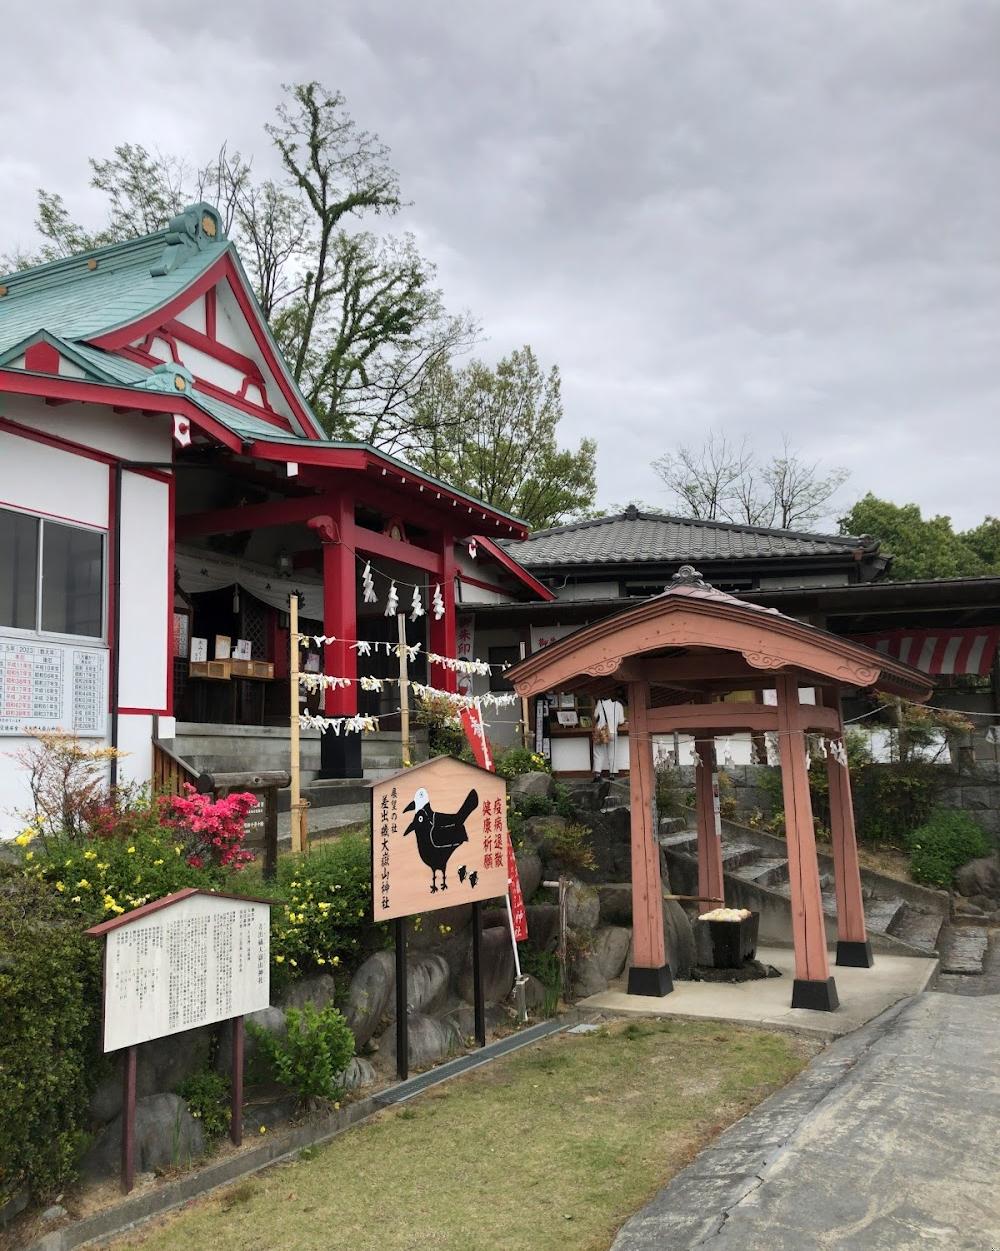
xmin=907 ymin=809 xmax=990 ymax=888
xmin=551 ymin=782 xmax=576 ymax=820
xmin=513 ymin=794 xmax=555 ymax=820
xmin=495 ymin=748 xmax=550 ymax=779
xmin=412 ymin=692 xmax=467 ymax=757
xmin=0 ymin=868 xmax=102 ymax=1202
xmin=538 ymin=821 xmax=596 ymax=875
xmin=853 ymin=764 xmax=941 ymax=847
xmin=177 ymin=1070 xmax=231 ymax=1140
xmin=520 ymin=947 xmax=561 ymax=1017
xmin=262 ymin=833 xmax=379 ymax=985
xmin=249 ymin=1002 xmax=355 ymax=1105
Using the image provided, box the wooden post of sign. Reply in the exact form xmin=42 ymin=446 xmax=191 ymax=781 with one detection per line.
xmin=289 ymin=594 xmax=306 ymax=854
xmin=121 ymin=1045 xmax=137 ymax=1193
xmin=395 ymin=917 xmax=409 ymax=1081
xmin=231 ymin=1016 xmax=244 ymax=1146
xmin=397 ymin=614 xmax=411 ymax=767
xmin=471 ymin=900 xmax=486 ymax=1047
xmin=519 ymin=640 xmax=531 ymax=749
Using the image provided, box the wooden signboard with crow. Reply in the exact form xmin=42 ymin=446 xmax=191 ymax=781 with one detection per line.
xmin=370 ymin=756 xmax=509 ymax=921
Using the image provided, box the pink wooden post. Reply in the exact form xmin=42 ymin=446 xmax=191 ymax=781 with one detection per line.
xmin=822 ymin=688 xmax=873 ymax=968
xmin=775 ymin=676 xmax=839 ymax=1011
xmin=694 ymin=735 xmax=725 ymax=912
xmin=626 ymin=680 xmax=672 ymax=996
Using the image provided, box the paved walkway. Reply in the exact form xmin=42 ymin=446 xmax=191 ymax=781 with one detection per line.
xmin=612 ymin=990 xmax=1000 ymax=1249
xmin=582 ymin=946 xmax=938 ymax=1040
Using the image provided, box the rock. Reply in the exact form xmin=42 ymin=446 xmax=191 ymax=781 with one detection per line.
xmin=663 ymin=899 xmax=696 ymax=978
xmin=515 ymin=847 xmax=543 ymax=901
xmin=82 ymin=1094 xmax=205 ymax=1180
xmin=954 ymin=855 xmax=1000 ymax=899
xmin=560 ymin=778 xmax=609 ymax=811
xmin=344 ymin=950 xmax=395 ymax=1048
xmin=569 ymin=941 xmax=609 ymax=998
xmin=218 ymin=1006 xmax=287 ymax=1077
xmin=509 ymin=771 xmax=556 ymax=803
xmin=443 ymin=1002 xmax=512 ymax=1041
xmin=244 ymin=1090 xmax=299 ymax=1132
xmin=521 ymin=973 xmax=548 ymax=1012
xmin=91 ymin=1026 xmax=214 ymax=1124
xmin=955 ymin=901 xmax=985 ymax=917
xmin=41 ymin=1205 xmax=67 ymax=1223
xmin=377 ymin=1013 xmax=460 ymax=1070
xmin=340 ymin=1056 xmax=376 ymax=1092
xmin=279 ymin=972 xmax=338 ymax=1013
xmin=457 ymin=926 xmax=515 ymax=1004
xmin=592 ymin=925 xmax=632 ymax=980
xmin=580 ymin=807 xmax=632 ymax=881
xmin=0 ymin=1186 xmax=30 ymax=1229
xmin=525 ymin=903 xmax=560 ymax=952
xmin=598 ymin=883 xmax=634 ymax=927
xmin=520 ymin=814 xmax=568 ymax=850
xmin=565 ymin=881 xmax=600 ymax=931
xmin=403 ymin=953 xmax=450 ymax=1016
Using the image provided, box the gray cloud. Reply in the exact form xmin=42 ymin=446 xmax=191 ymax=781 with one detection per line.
xmin=2 ymin=0 xmax=998 ymax=527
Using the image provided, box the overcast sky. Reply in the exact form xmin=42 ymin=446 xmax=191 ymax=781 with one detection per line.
xmin=2 ymin=1 xmax=997 ymax=530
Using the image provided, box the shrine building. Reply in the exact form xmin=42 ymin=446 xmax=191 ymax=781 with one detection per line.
xmin=0 ymin=204 xmax=551 ymax=832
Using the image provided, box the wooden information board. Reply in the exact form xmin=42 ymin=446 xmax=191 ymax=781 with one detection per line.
xmin=371 ymin=757 xmax=509 ymax=921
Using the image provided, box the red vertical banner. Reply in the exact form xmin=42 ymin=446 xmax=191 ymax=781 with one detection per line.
xmin=460 ymin=706 xmax=528 ymax=942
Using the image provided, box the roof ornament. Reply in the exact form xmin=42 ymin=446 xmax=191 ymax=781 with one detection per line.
xmin=623 ymin=503 xmax=640 ymax=520
xmin=133 ymin=363 xmax=195 ymax=395
xmin=150 ymin=203 xmax=225 ymax=277
xmin=668 ymin=564 xmax=711 ymax=590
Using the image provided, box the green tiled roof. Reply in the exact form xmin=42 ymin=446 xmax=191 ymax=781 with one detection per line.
xmin=0 ymin=232 xmax=225 ymax=355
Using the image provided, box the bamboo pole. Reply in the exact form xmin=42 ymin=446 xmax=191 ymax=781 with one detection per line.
xmin=397 ymin=613 xmax=411 ymax=768
xmin=519 ymin=640 xmax=531 ymax=750
xmin=289 ymin=594 xmax=304 ymax=854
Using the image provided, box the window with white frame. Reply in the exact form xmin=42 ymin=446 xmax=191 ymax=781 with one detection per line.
xmin=0 ymin=506 xmax=105 ymax=639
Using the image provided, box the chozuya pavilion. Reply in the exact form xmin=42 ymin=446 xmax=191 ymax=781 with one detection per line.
xmin=506 ymin=566 xmax=934 ymax=1012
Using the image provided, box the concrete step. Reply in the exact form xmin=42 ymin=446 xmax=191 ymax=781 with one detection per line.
xmin=888 ymin=905 xmax=946 ymax=954
xmin=720 ymin=842 xmax=761 ymax=870
xmin=280 ymin=779 xmax=371 ymax=812
xmin=731 ymin=857 xmax=789 ymax=888
xmin=939 ymin=925 xmax=990 ymax=975
xmin=659 ymin=831 xmax=698 ymax=852
xmin=862 ymin=896 xmax=907 ymax=935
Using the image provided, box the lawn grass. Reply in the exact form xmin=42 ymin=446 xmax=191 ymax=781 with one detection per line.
xmin=119 ymin=1018 xmax=817 ymax=1251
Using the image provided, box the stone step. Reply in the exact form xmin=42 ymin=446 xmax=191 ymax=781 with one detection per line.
xmin=720 ymin=842 xmax=760 ymax=870
xmin=939 ymin=925 xmax=990 ymax=975
xmin=660 ymin=832 xmax=698 ymax=852
xmin=888 ymin=905 xmax=946 ymax=953
xmin=731 ymin=857 xmax=789 ymax=888
xmin=861 ymin=896 xmax=907 ymax=935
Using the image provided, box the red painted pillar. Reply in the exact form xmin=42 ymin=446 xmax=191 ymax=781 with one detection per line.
xmin=626 ymin=680 xmax=672 ymax=996
xmin=314 ymin=497 xmax=359 ymax=778
xmin=694 ymin=735 xmax=726 ymax=913
xmin=428 ymin=535 xmax=457 ymax=693
xmin=775 ymin=676 xmax=838 ymax=1010
xmin=822 ymin=688 xmax=873 ymax=968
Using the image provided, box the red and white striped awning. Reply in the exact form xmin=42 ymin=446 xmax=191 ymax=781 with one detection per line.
xmin=849 ymin=627 xmax=1000 ymax=676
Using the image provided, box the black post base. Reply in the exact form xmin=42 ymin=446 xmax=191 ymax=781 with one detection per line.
xmin=791 ymin=976 xmax=840 ymax=1012
xmin=319 ymin=730 xmax=362 ymax=780
xmin=836 ymin=939 xmax=874 ymax=968
xmin=627 ymin=964 xmax=674 ymax=998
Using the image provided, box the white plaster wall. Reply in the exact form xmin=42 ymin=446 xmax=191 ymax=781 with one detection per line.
xmin=2 ymin=396 xmax=172 ymax=463
xmin=118 ymin=471 xmax=170 ymax=712
xmin=0 ymin=425 xmax=109 ymax=527
xmin=117 ymin=712 xmax=154 ymax=786
xmin=174 ymin=296 xmax=207 ymax=334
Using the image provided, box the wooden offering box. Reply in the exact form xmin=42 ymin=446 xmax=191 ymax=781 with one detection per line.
xmin=190 ymin=660 xmax=231 ymax=680
xmin=230 ymin=659 xmax=274 ymax=679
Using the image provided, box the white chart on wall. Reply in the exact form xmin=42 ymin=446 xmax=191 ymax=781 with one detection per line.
xmin=0 ymin=636 xmax=108 ymax=737
xmin=100 ymin=892 xmax=271 ymax=1052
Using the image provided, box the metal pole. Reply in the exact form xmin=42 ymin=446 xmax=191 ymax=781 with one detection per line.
xmin=230 ymin=1016 xmax=244 ymax=1146
xmin=397 ymin=614 xmax=411 ymax=767
xmin=289 ymin=594 xmax=303 ymax=854
xmin=504 ymin=891 xmax=528 ymax=1023
xmin=472 ymin=900 xmax=486 ymax=1046
xmin=395 ymin=916 xmax=409 ymax=1080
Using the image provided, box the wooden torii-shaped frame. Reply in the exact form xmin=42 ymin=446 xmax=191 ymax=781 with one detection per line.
xmin=507 ymin=567 xmax=934 ymax=1012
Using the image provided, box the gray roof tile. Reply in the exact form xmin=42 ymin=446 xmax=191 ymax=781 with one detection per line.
xmin=504 ymin=509 xmax=862 ymax=568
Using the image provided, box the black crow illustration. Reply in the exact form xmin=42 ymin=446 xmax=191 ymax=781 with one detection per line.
xmin=403 ymin=786 xmax=478 ymax=893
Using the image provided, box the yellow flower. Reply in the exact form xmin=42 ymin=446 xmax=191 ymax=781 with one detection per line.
xmin=317 ymin=957 xmax=326 ymax=966
xmin=97 ymin=862 xmax=109 ymax=871
xmin=259 ymin=1126 xmax=267 ymax=1135
xmin=127 ymin=846 xmax=136 ymax=854
xmin=55 ymin=881 xmax=65 ymax=893
xmin=71 ymin=895 xmax=81 ymax=903
xmin=153 ymin=859 xmax=164 ymax=866
xmin=332 ymin=956 xmax=341 ymax=966
xmin=77 ymin=879 xmax=91 ymax=890
xmin=14 ymin=828 xmax=36 ymax=847
xmin=275 ymin=955 xmax=285 ymax=964
xmin=83 ymin=850 xmax=97 ymax=860
xmin=289 ymin=959 xmax=297 ymax=967
xmin=174 ymin=845 xmax=182 ymax=856
xmin=24 ymin=851 xmax=33 ymax=861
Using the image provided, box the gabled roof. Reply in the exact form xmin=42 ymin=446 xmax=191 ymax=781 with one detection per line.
xmin=503 ymin=506 xmax=872 ymax=568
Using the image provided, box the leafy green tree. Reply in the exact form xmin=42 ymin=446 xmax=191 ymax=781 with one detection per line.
xmin=962 ymin=516 xmax=1000 ymax=568
xmin=838 ymin=494 xmax=991 ymax=581
xmin=413 ymin=347 xmax=597 ymax=529
xmin=6 ymin=85 xmax=475 ymax=454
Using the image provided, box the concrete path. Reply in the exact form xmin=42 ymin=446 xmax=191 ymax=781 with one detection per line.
xmin=611 ymin=991 xmax=1000 ymax=1250
xmin=582 ymin=946 xmax=938 ymax=1041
